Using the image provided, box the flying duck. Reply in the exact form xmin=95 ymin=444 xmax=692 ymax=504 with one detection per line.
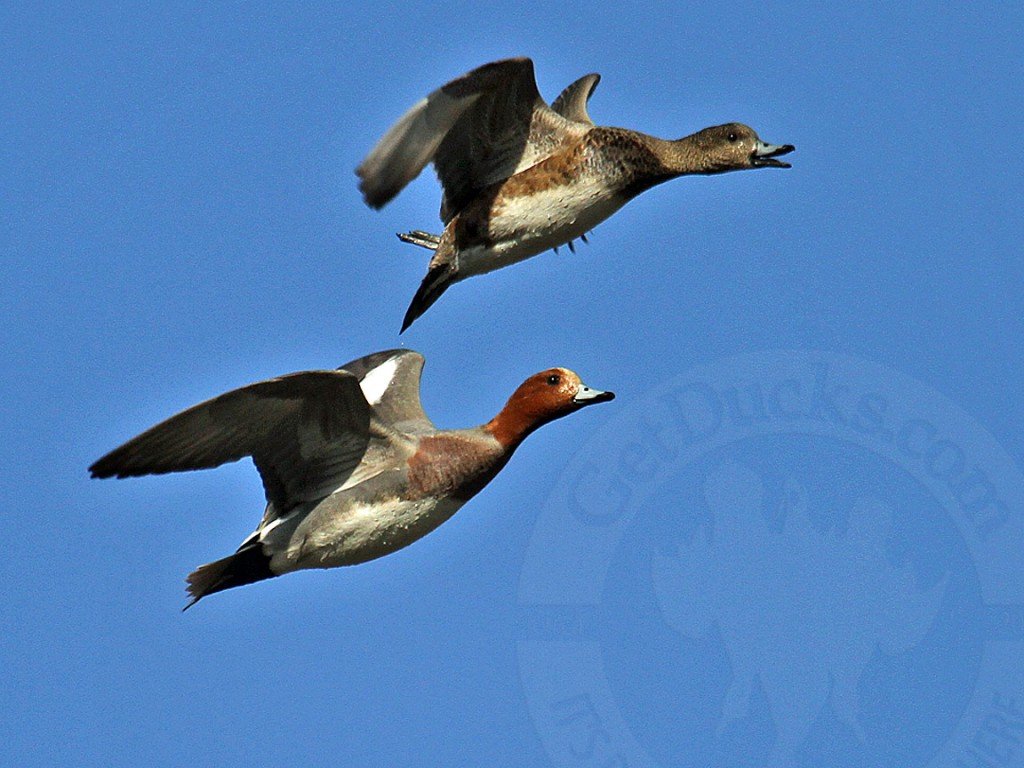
xmin=89 ymin=349 xmax=614 ymax=607
xmin=356 ymin=57 xmax=795 ymax=331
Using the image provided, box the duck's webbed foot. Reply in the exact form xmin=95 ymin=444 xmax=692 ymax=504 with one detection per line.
xmin=397 ymin=230 xmax=442 ymax=251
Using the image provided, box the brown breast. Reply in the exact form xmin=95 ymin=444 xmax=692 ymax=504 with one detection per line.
xmin=406 ymin=433 xmax=510 ymax=502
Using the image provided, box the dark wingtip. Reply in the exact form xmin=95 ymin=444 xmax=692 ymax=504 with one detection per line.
xmin=361 ymin=192 xmax=388 ymax=210
xmin=88 ymin=458 xmax=114 ymax=479
xmin=354 ymin=174 xmax=390 ymax=210
xmin=89 ymin=451 xmax=141 ymax=480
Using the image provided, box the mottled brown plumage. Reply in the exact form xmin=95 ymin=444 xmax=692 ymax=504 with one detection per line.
xmin=357 ymin=57 xmax=795 ymax=331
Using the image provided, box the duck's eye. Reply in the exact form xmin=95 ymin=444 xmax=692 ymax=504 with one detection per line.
xmin=727 ymin=131 xmax=738 ymax=143
xmin=546 ymin=374 xmax=561 ymax=386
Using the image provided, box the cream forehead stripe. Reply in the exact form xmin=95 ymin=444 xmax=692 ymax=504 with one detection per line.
xmin=358 ymin=357 xmax=402 ymax=406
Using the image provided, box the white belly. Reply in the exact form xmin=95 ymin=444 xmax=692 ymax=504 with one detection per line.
xmin=266 ymin=495 xmax=465 ymax=572
xmin=458 ymin=184 xmax=627 ymax=278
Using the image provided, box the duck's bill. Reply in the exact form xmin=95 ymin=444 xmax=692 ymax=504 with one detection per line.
xmin=751 ymin=141 xmax=795 ymax=168
xmin=573 ymin=385 xmax=615 ymax=405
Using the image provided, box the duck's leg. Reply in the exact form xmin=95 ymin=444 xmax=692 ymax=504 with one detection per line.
xmin=554 ymin=237 xmax=587 ymax=255
xmin=397 ymin=230 xmax=441 ymax=251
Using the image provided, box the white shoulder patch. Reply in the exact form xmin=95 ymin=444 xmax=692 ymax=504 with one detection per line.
xmin=359 ymin=356 xmax=401 ymax=406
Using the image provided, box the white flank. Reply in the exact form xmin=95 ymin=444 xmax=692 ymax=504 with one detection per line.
xmin=299 ymin=497 xmax=466 ymax=568
xmin=460 ymin=182 xmax=627 ymax=278
xmin=258 ymin=510 xmax=296 ymax=542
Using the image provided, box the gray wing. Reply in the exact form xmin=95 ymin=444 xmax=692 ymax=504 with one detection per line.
xmin=356 ymin=57 xmax=588 ymax=222
xmin=551 ymin=73 xmax=600 ymax=125
xmin=338 ymin=348 xmax=434 ymax=431
xmin=89 ymin=370 xmax=399 ymax=509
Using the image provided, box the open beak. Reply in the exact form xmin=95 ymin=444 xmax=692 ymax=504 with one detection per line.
xmin=751 ymin=140 xmax=795 ymax=168
xmin=573 ymin=384 xmax=615 ymax=406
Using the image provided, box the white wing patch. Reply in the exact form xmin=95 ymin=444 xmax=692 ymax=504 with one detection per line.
xmin=359 ymin=356 xmax=401 ymax=406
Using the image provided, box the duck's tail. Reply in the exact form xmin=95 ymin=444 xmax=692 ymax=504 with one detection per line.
xmin=397 ymin=230 xmax=441 ymax=251
xmin=401 ymin=262 xmax=454 ymax=333
xmin=184 ymin=542 xmax=276 ymax=610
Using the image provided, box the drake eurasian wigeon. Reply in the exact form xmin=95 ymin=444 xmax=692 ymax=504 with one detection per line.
xmin=89 ymin=349 xmax=614 ymax=607
xmin=356 ymin=57 xmax=795 ymax=331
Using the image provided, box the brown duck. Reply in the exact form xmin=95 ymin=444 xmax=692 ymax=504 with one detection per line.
xmin=357 ymin=57 xmax=795 ymax=331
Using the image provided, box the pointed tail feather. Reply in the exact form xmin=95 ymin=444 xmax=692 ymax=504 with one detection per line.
xmin=184 ymin=542 xmax=275 ymax=610
xmin=401 ymin=265 xmax=454 ymax=333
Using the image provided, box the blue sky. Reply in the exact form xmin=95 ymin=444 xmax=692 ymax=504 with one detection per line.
xmin=4 ymin=3 xmax=1023 ymax=766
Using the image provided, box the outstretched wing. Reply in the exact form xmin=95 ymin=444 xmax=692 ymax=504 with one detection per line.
xmin=357 ymin=57 xmax=589 ymax=222
xmin=551 ymin=73 xmax=600 ymax=125
xmin=338 ymin=349 xmax=433 ymax=431
xmin=89 ymin=370 xmax=395 ymax=509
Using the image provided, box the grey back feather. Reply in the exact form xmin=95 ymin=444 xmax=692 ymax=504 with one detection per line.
xmin=551 ymin=73 xmax=601 ymax=125
xmin=89 ymin=370 xmax=387 ymax=510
